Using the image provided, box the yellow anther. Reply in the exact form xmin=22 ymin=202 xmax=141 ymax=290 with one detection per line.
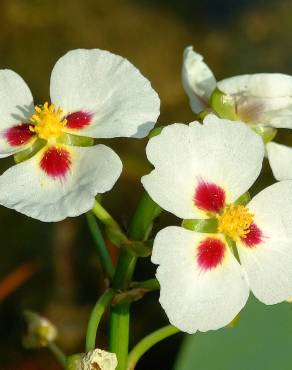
xmin=29 ymin=102 xmax=67 ymax=141
xmin=217 ymin=204 xmax=253 ymax=241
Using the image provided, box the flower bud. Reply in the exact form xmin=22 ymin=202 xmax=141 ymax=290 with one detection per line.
xmin=70 ymin=349 xmax=117 ymax=370
xmin=22 ymin=310 xmax=57 ymax=349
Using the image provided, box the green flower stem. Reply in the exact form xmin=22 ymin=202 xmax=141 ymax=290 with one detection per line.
xmin=130 ymin=278 xmax=160 ymax=291
xmin=113 ymin=279 xmax=160 ymax=306
xmin=127 ymin=325 xmax=180 ymax=370
xmin=86 ymin=211 xmax=115 ymax=280
xmin=109 ymin=191 xmax=162 ymax=370
xmin=92 ymin=199 xmax=121 ymax=230
xmin=85 ymin=288 xmax=115 ymax=352
xmin=128 ymin=192 xmax=162 ymax=241
xmin=47 ymin=342 xmax=67 ymax=368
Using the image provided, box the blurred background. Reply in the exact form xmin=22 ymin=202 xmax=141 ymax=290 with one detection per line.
xmin=1 ymin=0 xmax=292 ymax=369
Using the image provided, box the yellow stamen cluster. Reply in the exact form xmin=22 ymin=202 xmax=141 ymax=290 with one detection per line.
xmin=217 ymin=204 xmax=254 ymax=241
xmin=30 ymin=102 xmax=67 ymax=141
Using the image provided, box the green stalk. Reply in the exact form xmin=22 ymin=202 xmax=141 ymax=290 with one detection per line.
xmin=86 ymin=211 xmax=115 ymax=280
xmin=85 ymin=289 xmax=115 ymax=352
xmin=130 ymin=278 xmax=160 ymax=291
xmin=127 ymin=325 xmax=180 ymax=370
xmin=92 ymin=199 xmax=121 ymax=230
xmin=47 ymin=342 xmax=67 ymax=368
xmin=109 ymin=191 xmax=162 ymax=370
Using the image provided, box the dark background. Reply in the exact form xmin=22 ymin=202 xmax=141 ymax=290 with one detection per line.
xmin=0 ymin=0 xmax=291 ymax=369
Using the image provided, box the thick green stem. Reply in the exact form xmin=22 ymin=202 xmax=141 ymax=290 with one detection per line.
xmin=127 ymin=325 xmax=180 ymax=370
xmin=47 ymin=342 xmax=67 ymax=368
xmin=109 ymin=191 xmax=162 ymax=370
xmin=86 ymin=212 xmax=115 ymax=280
xmin=85 ymin=289 xmax=115 ymax=352
xmin=128 ymin=192 xmax=162 ymax=241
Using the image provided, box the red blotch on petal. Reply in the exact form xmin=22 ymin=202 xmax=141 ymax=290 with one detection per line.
xmin=66 ymin=111 xmax=92 ymax=129
xmin=194 ymin=180 xmax=226 ymax=213
xmin=40 ymin=147 xmax=71 ymax=178
xmin=5 ymin=124 xmax=34 ymax=146
xmin=197 ymin=237 xmax=226 ymax=270
xmin=241 ymin=222 xmax=262 ymax=247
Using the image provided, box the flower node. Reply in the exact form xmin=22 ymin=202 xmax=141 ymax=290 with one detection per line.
xmin=29 ymin=102 xmax=67 ymax=141
xmin=217 ymin=204 xmax=254 ymax=241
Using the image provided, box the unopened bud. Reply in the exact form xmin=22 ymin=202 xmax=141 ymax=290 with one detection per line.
xmin=22 ymin=310 xmax=57 ymax=349
xmin=72 ymin=349 xmax=117 ymax=370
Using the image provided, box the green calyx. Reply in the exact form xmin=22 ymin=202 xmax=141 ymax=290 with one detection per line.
xmin=209 ymin=88 xmax=238 ymax=121
xmin=66 ymin=354 xmax=84 ymax=370
xmin=57 ymin=133 xmax=94 ymax=147
xmin=182 ymin=192 xmax=251 ymax=233
xmin=250 ymin=125 xmax=277 ymax=144
xmin=13 ymin=133 xmax=94 ymax=164
xmin=182 ymin=218 xmax=218 ymax=233
xmin=210 ymin=88 xmax=278 ymax=145
xmin=14 ymin=138 xmax=46 ymax=163
xmin=234 ymin=192 xmax=251 ymax=206
xmin=148 ymin=126 xmax=165 ymax=138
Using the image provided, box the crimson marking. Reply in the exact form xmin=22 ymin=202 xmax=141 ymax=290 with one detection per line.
xmin=66 ymin=111 xmax=92 ymax=129
xmin=194 ymin=181 xmax=226 ymax=213
xmin=40 ymin=146 xmax=71 ymax=178
xmin=241 ymin=222 xmax=262 ymax=247
xmin=197 ymin=237 xmax=225 ymax=270
xmin=5 ymin=124 xmax=34 ymax=146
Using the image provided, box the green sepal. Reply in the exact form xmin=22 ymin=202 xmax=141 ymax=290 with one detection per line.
xmin=57 ymin=133 xmax=94 ymax=146
xmin=234 ymin=192 xmax=251 ymax=206
xmin=148 ymin=126 xmax=165 ymax=138
xmin=227 ymin=313 xmax=240 ymax=328
xmin=250 ymin=125 xmax=277 ymax=144
xmin=210 ymin=88 xmax=238 ymax=120
xmin=112 ymin=288 xmax=148 ymax=306
xmin=66 ymin=354 xmax=84 ymax=370
xmin=225 ymin=235 xmax=240 ymax=262
xmin=14 ymin=139 xmax=46 ymax=163
xmin=195 ymin=110 xmax=209 ymax=122
xmin=182 ymin=218 xmax=218 ymax=233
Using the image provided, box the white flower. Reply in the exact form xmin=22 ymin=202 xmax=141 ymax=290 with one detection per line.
xmin=0 ymin=49 xmax=160 ymax=222
xmin=142 ymin=114 xmax=292 ymax=333
xmin=182 ymin=46 xmax=292 ymax=181
xmin=75 ymin=349 xmax=117 ymax=370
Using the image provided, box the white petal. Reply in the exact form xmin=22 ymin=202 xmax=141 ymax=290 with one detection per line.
xmin=218 ymin=74 xmax=292 ymax=128
xmin=152 ymin=226 xmax=249 ymax=333
xmin=0 ymin=145 xmax=122 ymax=222
xmin=0 ymin=70 xmax=34 ymax=157
xmin=142 ymin=115 xmax=264 ymax=219
xmin=238 ymin=181 xmax=292 ymax=304
xmin=50 ymin=49 xmax=160 ymax=139
xmin=266 ymin=142 xmax=292 ymax=181
xmin=182 ymin=46 xmax=216 ymax=113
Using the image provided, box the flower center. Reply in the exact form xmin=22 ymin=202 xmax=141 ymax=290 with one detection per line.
xmin=217 ymin=204 xmax=254 ymax=241
xmin=29 ymin=102 xmax=67 ymax=141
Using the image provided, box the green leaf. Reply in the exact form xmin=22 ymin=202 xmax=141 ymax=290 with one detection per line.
xmin=174 ymin=296 xmax=292 ymax=370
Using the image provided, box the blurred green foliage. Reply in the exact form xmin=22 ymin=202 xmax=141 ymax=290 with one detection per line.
xmin=175 ymin=296 xmax=292 ymax=370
